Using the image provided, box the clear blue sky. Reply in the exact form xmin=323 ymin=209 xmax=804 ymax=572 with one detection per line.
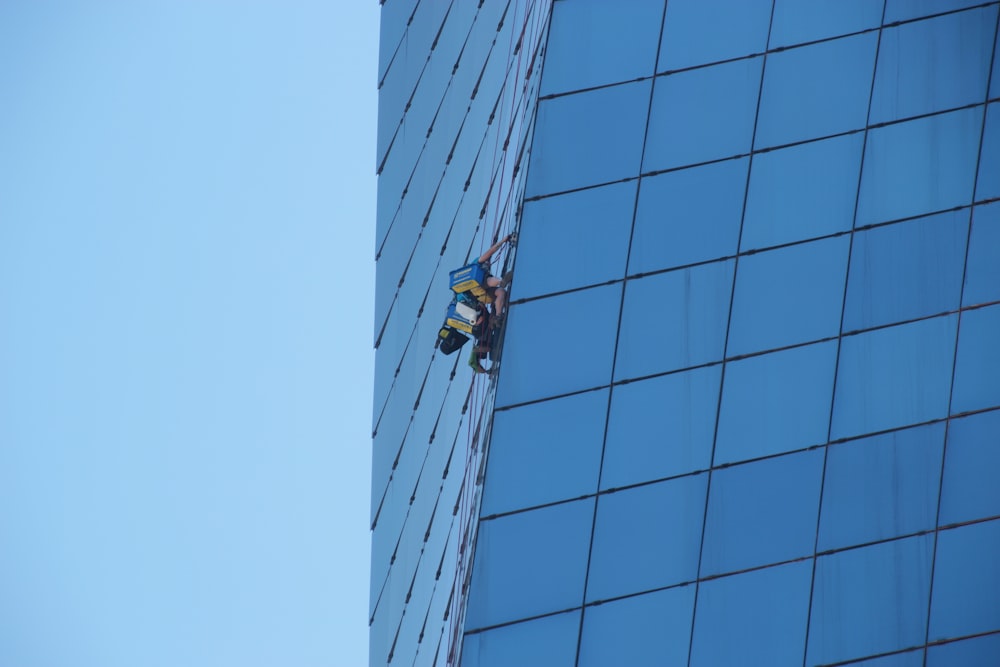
xmin=0 ymin=2 xmax=376 ymax=665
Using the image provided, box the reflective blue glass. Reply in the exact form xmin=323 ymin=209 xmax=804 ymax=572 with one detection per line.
xmin=742 ymin=132 xmax=864 ymax=251
xmin=884 ymin=0 xmax=988 ymax=23
xmin=756 ymin=33 xmax=878 ymax=148
xmin=541 ymin=0 xmax=663 ymax=96
xmin=770 ymin=0 xmax=882 ymax=48
xmin=728 ymin=236 xmax=849 ymax=355
xmin=578 ymin=586 xmax=694 ymax=667
xmin=832 ymin=315 xmax=958 ymax=439
xmin=807 ymin=535 xmax=934 ymax=666
xmin=871 ymin=7 xmax=996 ymax=124
xmin=844 ymin=210 xmax=969 ymax=332
xmin=629 ymin=158 xmax=747 ymax=274
xmin=965 ymin=203 xmax=1000 ymax=307
xmin=516 ymin=182 xmax=634 ymax=300
xmin=858 ymin=106 xmax=983 ymax=226
xmin=819 ymin=423 xmax=945 ymax=551
xmin=465 ymin=498 xmax=594 ymax=630
xmin=658 ymin=0 xmax=771 ymax=71
xmin=644 ymin=58 xmax=763 ymax=172
xmin=462 ymin=611 xmax=580 ymax=667
xmin=929 ymin=519 xmax=1000 ymax=640
xmin=601 ymin=365 xmax=721 ymax=490
xmin=952 ymin=304 xmax=1000 ymax=414
xmin=690 ymin=561 xmax=812 ymax=667
xmin=715 ymin=341 xmax=837 ymax=464
xmin=483 ymin=390 xmax=608 ymax=517
xmin=940 ymin=410 xmax=1000 ymax=525
xmin=927 ymin=633 xmax=1000 ymax=667
xmin=496 ymin=283 xmax=621 ymax=407
xmin=977 ymin=103 xmax=1000 ymax=202
xmin=615 ymin=260 xmax=734 ymax=382
xmin=852 ymin=651 xmax=925 ymax=667
xmin=994 ymin=31 xmax=1000 ymax=97
xmin=526 ymin=81 xmax=651 ymax=197
xmin=586 ymin=475 xmax=707 ymax=602
xmin=702 ymin=450 xmax=823 ymax=576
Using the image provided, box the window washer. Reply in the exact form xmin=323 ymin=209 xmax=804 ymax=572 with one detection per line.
xmin=476 ymin=233 xmax=515 ymax=326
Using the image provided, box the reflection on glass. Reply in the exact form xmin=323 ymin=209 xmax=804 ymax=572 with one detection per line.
xmin=465 ymin=498 xmax=594 ymax=630
xmin=690 ymin=561 xmax=812 ymax=667
xmin=858 ymin=106 xmax=983 ymax=226
xmin=644 ymin=58 xmax=762 ymax=172
xmin=929 ymin=520 xmax=1000 ymax=641
xmin=462 ymin=611 xmax=580 ymax=667
xmin=728 ymin=236 xmax=849 ymax=355
xmin=517 ymin=181 xmax=635 ymax=299
xmin=833 ymin=316 xmax=957 ymax=439
xmin=770 ymin=0 xmax=882 ymax=48
xmin=884 ymin=0 xmax=987 ymax=25
xmin=496 ymin=283 xmax=621 ymax=407
xmin=702 ymin=450 xmax=823 ymax=576
xmin=630 ymin=158 xmax=747 ymax=274
xmin=851 ymin=651 xmax=925 ymax=667
xmin=715 ymin=341 xmax=837 ymax=464
xmin=927 ymin=633 xmax=1000 ymax=667
xmin=586 ymin=475 xmax=706 ymax=602
xmin=483 ymin=390 xmax=608 ymax=517
xmin=658 ymin=0 xmax=771 ymax=71
xmin=742 ymin=132 xmax=863 ymax=251
xmin=541 ymin=0 xmax=663 ymax=95
xmin=756 ymin=33 xmax=877 ymax=147
xmin=808 ymin=535 xmax=934 ymax=666
xmin=940 ymin=410 xmax=1000 ymax=525
xmin=527 ymin=81 xmax=651 ymax=197
xmin=601 ymin=365 xmax=721 ymax=490
xmin=951 ymin=304 xmax=1000 ymax=414
xmin=844 ymin=210 xmax=968 ymax=332
xmin=871 ymin=7 xmax=996 ymax=124
xmin=976 ymin=104 xmax=1000 ymax=202
xmin=964 ymin=203 xmax=1000 ymax=306
xmin=615 ymin=260 xmax=733 ymax=381
xmin=819 ymin=423 xmax=944 ymax=551
xmin=578 ymin=587 xmax=694 ymax=667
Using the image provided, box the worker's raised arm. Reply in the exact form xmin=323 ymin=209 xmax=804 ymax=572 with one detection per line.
xmin=477 ymin=233 xmax=513 ymax=264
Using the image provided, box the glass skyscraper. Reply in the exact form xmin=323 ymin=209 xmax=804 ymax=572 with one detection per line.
xmin=372 ymin=2 xmax=1000 ymax=666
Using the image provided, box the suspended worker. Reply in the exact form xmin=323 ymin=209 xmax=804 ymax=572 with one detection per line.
xmin=476 ymin=232 xmax=515 ymax=326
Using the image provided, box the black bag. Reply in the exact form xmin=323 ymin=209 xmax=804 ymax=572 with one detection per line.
xmin=438 ymin=327 xmax=469 ymax=355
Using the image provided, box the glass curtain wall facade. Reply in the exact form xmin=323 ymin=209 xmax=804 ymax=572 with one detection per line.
xmin=375 ymin=1 xmax=1000 ymax=667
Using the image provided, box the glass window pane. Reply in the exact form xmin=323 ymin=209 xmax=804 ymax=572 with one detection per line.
xmin=728 ymin=236 xmax=849 ymax=356
xmin=833 ymin=316 xmax=957 ymax=439
xmin=703 ymin=450 xmax=824 ymax=576
xmin=615 ymin=260 xmax=733 ymax=381
xmin=940 ymin=410 xmax=1000 ymax=525
xmin=601 ymin=365 xmax=721 ymax=490
xmin=465 ymin=498 xmax=594 ymax=630
xmin=716 ymin=341 xmax=837 ymax=465
xmin=658 ymin=0 xmax=771 ymax=71
xmin=516 ymin=181 xmax=635 ymax=300
xmin=871 ymin=7 xmax=996 ymax=124
xmin=858 ymin=106 xmax=983 ymax=226
xmin=819 ymin=423 xmax=945 ymax=551
xmin=586 ymin=475 xmax=707 ymax=602
xmin=927 ymin=633 xmax=1000 ymax=667
xmin=852 ymin=651 xmax=925 ymax=667
xmin=496 ymin=283 xmax=621 ymax=407
xmin=807 ymin=535 xmax=934 ymax=666
xmin=844 ymin=210 xmax=969 ymax=332
xmin=462 ymin=611 xmax=580 ymax=667
xmin=976 ymin=104 xmax=1000 ymax=202
xmin=644 ymin=58 xmax=763 ymax=172
xmin=964 ymin=203 xmax=1000 ymax=307
xmin=690 ymin=561 xmax=813 ymax=667
xmin=929 ymin=520 xmax=1000 ymax=641
xmin=483 ymin=390 xmax=608 ymax=516
xmin=770 ymin=0 xmax=882 ymax=48
xmin=526 ymin=81 xmax=651 ymax=197
xmin=578 ymin=587 xmax=694 ymax=667
xmin=743 ymin=132 xmax=864 ymax=251
xmin=541 ymin=0 xmax=663 ymax=95
xmin=884 ymin=0 xmax=988 ymax=24
xmin=756 ymin=33 xmax=878 ymax=148
xmin=952 ymin=304 xmax=1000 ymax=414
xmin=629 ymin=158 xmax=747 ymax=274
